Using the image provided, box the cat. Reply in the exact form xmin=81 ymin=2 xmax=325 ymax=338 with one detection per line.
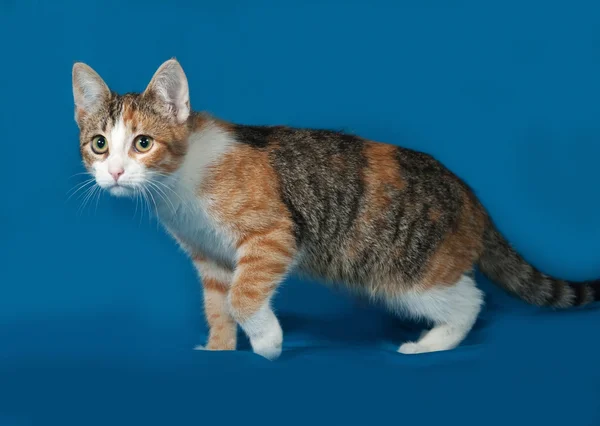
xmin=72 ymin=58 xmax=599 ymax=359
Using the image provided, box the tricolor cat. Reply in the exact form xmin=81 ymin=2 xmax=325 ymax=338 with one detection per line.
xmin=72 ymin=59 xmax=599 ymax=359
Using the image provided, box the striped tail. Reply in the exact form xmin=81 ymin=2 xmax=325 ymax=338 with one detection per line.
xmin=477 ymin=221 xmax=600 ymax=308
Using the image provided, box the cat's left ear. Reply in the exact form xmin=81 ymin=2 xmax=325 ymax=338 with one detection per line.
xmin=143 ymin=59 xmax=190 ymax=124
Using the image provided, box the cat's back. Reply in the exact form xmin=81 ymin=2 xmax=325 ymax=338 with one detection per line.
xmin=231 ymin=124 xmax=471 ymax=232
xmin=230 ymin=123 xmax=461 ymax=192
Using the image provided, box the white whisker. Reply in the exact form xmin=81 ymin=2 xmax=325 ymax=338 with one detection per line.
xmin=68 ymin=171 xmax=92 ymax=180
xmin=66 ymin=179 xmax=95 ymax=200
xmin=144 ymin=186 xmax=160 ymax=230
xmin=148 ymin=173 xmax=195 ymax=216
xmin=133 ymin=187 xmax=140 ymax=221
xmin=93 ymin=186 xmax=102 ymax=214
xmin=146 ymin=180 xmax=176 ymax=216
xmin=140 ymin=187 xmax=153 ymax=224
xmin=77 ymin=184 xmax=98 ymax=216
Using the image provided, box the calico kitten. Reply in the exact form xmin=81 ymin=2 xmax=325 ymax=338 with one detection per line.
xmin=72 ymin=59 xmax=599 ymax=359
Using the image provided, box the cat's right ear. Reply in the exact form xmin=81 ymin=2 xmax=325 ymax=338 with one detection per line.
xmin=72 ymin=62 xmax=110 ymax=124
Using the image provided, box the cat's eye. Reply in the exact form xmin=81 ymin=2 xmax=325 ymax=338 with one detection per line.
xmin=91 ymin=135 xmax=108 ymax=154
xmin=133 ymin=135 xmax=154 ymax=153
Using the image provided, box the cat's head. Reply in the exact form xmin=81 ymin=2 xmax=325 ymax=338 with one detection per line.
xmin=72 ymin=59 xmax=191 ymax=197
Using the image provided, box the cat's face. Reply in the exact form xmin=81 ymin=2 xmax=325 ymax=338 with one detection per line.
xmin=72 ymin=59 xmax=191 ymax=197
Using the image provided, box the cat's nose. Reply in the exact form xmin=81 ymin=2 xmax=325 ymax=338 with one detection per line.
xmin=110 ymin=168 xmax=124 ymax=182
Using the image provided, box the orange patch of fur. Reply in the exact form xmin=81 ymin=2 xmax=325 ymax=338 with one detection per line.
xmin=428 ymin=208 xmax=442 ymax=222
xmin=189 ymin=253 xmax=236 ymax=350
xmin=363 ymin=142 xmax=405 ymax=216
xmin=200 ymin=141 xmax=296 ymax=322
xmin=202 ymin=281 xmax=237 ymax=350
xmin=129 ymin=107 xmax=190 ymax=172
xmin=203 ymin=277 xmax=229 ymax=293
xmin=346 ymin=142 xmax=405 ymax=259
xmin=364 ymin=142 xmax=405 ymax=187
xmin=420 ymin=193 xmax=486 ymax=288
xmin=121 ymin=99 xmax=137 ymax=130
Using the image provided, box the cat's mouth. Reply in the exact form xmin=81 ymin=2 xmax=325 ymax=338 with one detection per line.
xmin=108 ymin=184 xmax=134 ymax=198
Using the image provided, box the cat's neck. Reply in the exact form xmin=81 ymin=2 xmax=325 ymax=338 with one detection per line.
xmin=155 ymin=114 xmax=236 ymax=213
xmin=179 ymin=115 xmax=235 ymax=186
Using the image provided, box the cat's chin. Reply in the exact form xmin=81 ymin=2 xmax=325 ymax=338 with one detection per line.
xmin=108 ymin=185 xmax=134 ymax=198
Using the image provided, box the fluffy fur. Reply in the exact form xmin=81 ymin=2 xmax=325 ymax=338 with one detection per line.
xmin=72 ymin=59 xmax=600 ymax=359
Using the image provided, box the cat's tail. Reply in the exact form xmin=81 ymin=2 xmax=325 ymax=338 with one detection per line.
xmin=477 ymin=220 xmax=600 ymax=308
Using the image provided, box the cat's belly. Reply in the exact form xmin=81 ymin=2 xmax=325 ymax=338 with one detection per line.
xmin=157 ymin=201 xmax=237 ymax=269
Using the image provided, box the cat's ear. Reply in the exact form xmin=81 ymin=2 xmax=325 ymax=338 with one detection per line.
xmin=143 ymin=59 xmax=190 ymax=124
xmin=72 ymin=62 xmax=110 ymax=123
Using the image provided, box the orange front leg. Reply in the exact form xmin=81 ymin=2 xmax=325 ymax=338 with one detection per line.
xmin=192 ymin=255 xmax=237 ymax=351
xmin=228 ymin=226 xmax=296 ymax=360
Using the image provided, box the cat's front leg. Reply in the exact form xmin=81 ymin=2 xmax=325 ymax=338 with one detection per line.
xmin=228 ymin=227 xmax=296 ymax=360
xmin=192 ymin=255 xmax=237 ymax=351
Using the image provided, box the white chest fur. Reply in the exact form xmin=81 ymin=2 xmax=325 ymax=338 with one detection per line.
xmin=158 ymin=191 xmax=237 ymax=268
xmin=155 ymin=121 xmax=238 ymax=267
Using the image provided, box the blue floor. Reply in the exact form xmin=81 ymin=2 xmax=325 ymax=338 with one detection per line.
xmin=2 ymin=274 xmax=600 ymax=426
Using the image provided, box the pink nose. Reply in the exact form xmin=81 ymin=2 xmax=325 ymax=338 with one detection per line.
xmin=110 ymin=169 xmax=124 ymax=182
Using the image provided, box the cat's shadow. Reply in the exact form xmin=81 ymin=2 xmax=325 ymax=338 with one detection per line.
xmin=237 ymin=308 xmax=490 ymax=357
xmin=236 ymin=273 xmax=499 ymax=355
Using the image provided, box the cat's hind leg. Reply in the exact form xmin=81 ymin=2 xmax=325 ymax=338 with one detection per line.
xmin=394 ymin=274 xmax=483 ymax=354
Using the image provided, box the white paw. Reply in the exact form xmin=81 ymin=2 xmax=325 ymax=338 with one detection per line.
xmin=398 ymin=342 xmax=430 ymax=354
xmin=238 ymin=304 xmax=283 ymax=360
xmin=253 ymin=342 xmax=282 ymax=360
xmin=250 ymin=325 xmax=283 ymax=360
xmin=193 ymin=344 xmax=206 ymax=351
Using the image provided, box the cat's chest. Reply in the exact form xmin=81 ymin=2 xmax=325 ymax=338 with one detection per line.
xmin=157 ymin=191 xmax=237 ymax=268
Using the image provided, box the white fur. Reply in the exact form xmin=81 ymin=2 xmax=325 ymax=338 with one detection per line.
xmin=234 ymin=302 xmax=283 ymax=360
xmin=393 ymin=275 xmax=483 ymax=354
xmin=177 ymin=120 xmax=236 ymax=185
xmin=156 ymin=121 xmax=238 ymax=268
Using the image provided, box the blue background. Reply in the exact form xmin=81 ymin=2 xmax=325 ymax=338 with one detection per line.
xmin=1 ymin=0 xmax=600 ymax=425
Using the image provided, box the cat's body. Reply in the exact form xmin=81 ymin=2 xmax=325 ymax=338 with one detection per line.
xmin=163 ymin=115 xmax=484 ymax=294
xmin=72 ymin=59 xmax=600 ymax=359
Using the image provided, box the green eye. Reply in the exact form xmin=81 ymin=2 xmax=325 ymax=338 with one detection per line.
xmin=134 ymin=135 xmax=154 ymax=153
xmin=91 ymin=135 xmax=108 ymax=154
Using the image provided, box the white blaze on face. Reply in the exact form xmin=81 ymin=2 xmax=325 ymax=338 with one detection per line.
xmin=92 ymin=113 xmax=146 ymax=197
